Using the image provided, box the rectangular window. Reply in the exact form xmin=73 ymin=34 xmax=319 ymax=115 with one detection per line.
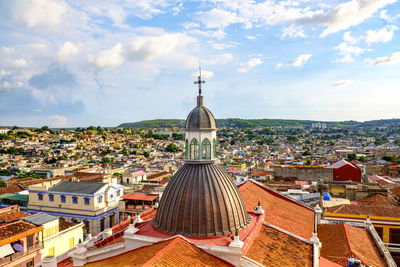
xmin=49 ymin=194 xmax=54 ymax=202
xmin=38 ymin=193 xmax=43 ymax=201
xmin=27 ymin=259 xmax=34 ymax=267
xmin=60 ymin=195 xmax=66 ymax=203
xmin=98 ymin=195 xmax=103 ymax=203
xmin=117 ymin=189 xmax=121 ymax=196
xmin=69 ymin=238 xmax=74 ymax=249
xmin=72 ymin=196 xmax=78 ymax=204
xmin=48 ymin=247 xmax=55 ymax=256
xmin=84 ymin=198 xmax=90 ymax=205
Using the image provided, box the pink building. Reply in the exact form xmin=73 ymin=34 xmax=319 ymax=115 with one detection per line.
xmin=0 ymin=206 xmax=44 ymax=267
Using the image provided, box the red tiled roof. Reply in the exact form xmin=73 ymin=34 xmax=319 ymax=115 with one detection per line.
xmin=0 ymin=220 xmax=43 ymax=245
xmin=318 ymin=223 xmax=386 ymax=267
xmin=85 ymin=236 xmax=233 ymax=267
xmin=0 ymin=211 xmax=27 ymax=225
xmin=245 ymin=224 xmax=313 ymax=266
xmin=358 ymin=194 xmax=397 ymax=207
xmin=238 ymin=180 xmax=315 ymax=239
xmin=327 ymin=204 xmax=400 ymax=218
xmin=121 ymin=192 xmax=158 ymax=201
xmin=319 ymin=257 xmax=342 ymax=267
xmin=146 ymin=171 xmax=171 ymax=181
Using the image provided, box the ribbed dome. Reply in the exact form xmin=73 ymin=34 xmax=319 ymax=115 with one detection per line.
xmin=154 ymin=162 xmax=250 ymax=236
xmin=185 ymin=105 xmax=216 ymax=130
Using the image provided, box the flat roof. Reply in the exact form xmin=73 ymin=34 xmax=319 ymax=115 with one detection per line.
xmin=122 ymin=192 xmax=158 ymax=201
xmin=23 ymin=212 xmax=58 ymax=225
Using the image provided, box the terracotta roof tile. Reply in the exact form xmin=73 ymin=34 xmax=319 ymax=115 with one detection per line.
xmin=0 ymin=211 xmax=27 ymax=225
xmin=319 ymin=257 xmax=342 ymax=267
xmin=318 ymin=223 xmax=386 ymax=267
xmin=358 ymin=194 xmax=397 ymax=207
xmin=85 ymin=236 xmax=233 ymax=267
xmin=327 ymin=204 xmax=400 ymax=218
xmin=245 ymin=224 xmax=313 ymax=266
xmin=0 ymin=220 xmax=37 ymax=241
xmin=238 ymin=180 xmax=314 ymax=239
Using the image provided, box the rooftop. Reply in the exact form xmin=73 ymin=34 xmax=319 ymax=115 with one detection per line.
xmin=84 ymin=236 xmax=232 ymax=267
xmin=121 ymin=192 xmax=158 ymax=201
xmin=318 ymin=223 xmax=386 ymax=267
xmin=23 ymin=212 xmax=58 ymax=226
xmin=238 ymin=180 xmax=315 ymax=239
xmin=245 ymin=223 xmax=313 ymax=266
xmin=48 ymin=180 xmax=106 ymax=194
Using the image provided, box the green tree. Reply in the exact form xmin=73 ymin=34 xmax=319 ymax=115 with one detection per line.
xmin=101 ymin=157 xmax=111 ymax=164
xmin=346 ymin=153 xmax=357 ymax=161
xmin=166 ymin=143 xmax=180 ymax=153
xmin=358 ymin=156 xmax=367 ymax=162
xmin=143 ymin=151 xmax=150 ymax=158
xmin=305 ymin=158 xmax=313 ymax=165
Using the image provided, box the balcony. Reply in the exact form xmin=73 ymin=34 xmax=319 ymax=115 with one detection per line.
xmin=0 ymin=243 xmax=44 ymax=266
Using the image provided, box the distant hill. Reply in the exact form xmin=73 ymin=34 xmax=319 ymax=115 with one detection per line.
xmin=118 ymin=118 xmax=369 ymax=129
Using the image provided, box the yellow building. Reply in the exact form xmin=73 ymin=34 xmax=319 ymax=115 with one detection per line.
xmin=24 ymin=212 xmax=84 ymax=259
xmin=225 ymin=162 xmax=246 ymax=171
xmin=28 ymin=180 xmax=123 ymax=236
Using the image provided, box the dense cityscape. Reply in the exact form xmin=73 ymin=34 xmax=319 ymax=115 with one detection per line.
xmin=2 ymin=0 xmax=400 ymax=266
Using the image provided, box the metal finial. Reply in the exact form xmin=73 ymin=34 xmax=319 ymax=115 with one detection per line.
xmin=194 ymin=65 xmax=205 ymax=96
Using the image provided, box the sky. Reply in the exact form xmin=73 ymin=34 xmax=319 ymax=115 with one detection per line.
xmin=0 ymin=0 xmax=400 ymax=127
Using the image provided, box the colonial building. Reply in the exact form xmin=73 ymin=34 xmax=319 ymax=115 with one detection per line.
xmin=27 ymin=180 xmax=123 ymax=236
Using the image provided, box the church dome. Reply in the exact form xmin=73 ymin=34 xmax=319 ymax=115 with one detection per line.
xmin=185 ymin=105 xmax=216 ymax=130
xmin=154 ymin=162 xmax=250 ymax=236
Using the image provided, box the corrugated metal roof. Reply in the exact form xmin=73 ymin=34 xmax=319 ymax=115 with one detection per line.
xmin=24 ymin=212 xmax=58 ymax=225
xmin=48 ymin=181 xmax=106 ymax=194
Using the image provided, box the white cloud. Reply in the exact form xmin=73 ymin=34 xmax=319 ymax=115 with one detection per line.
xmin=317 ymin=0 xmax=396 ymax=37
xmin=205 ymin=53 xmax=233 ymax=65
xmin=182 ymin=22 xmax=200 ymax=29
xmin=209 ymin=41 xmax=239 ymax=50
xmin=1 ymin=47 xmax=15 ymax=54
xmin=334 ymin=42 xmax=369 ymax=63
xmin=380 ymin=9 xmax=400 ymax=22
xmin=0 ymin=70 xmax=9 ymax=79
xmin=289 ymin=54 xmax=312 ymax=67
xmin=189 ymin=28 xmax=226 ymax=39
xmin=48 ymin=115 xmax=68 ymax=127
xmin=11 ymin=0 xmax=70 ymax=27
xmin=281 ymin=25 xmax=307 ymax=39
xmin=0 ymin=81 xmax=12 ymax=92
xmin=12 ymin=58 xmax=28 ymax=68
xmin=191 ymin=70 xmax=214 ymax=79
xmin=275 ymin=63 xmax=283 ymax=69
xmin=365 ymin=26 xmax=397 ymax=44
xmin=237 ymin=57 xmax=262 ymax=73
xmin=343 ymin=31 xmax=359 ymax=44
xmin=332 ymin=80 xmax=354 ymax=86
xmin=126 ymin=33 xmax=196 ymax=62
xmin=367 ymin=51 xmax=400 ymax=65
xmin=89 ymin=43 xmax=124 ymax=69
xmin=246 ymin=35 xmax=256 ymax=40
xmin=196 ymin=8 xmax=248 ymax=29
xmin=58 ymin=42 xmax=79 ymax=62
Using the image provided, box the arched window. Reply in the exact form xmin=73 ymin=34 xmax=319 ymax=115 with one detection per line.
xmin=190 ymin=138 xmax=199 ymax=159
xmin=185 ymin=139 xmax=189 ymax=159
xmin=201 ymin=138 xmax=211 ymax=159
xmin=213 ymin=138 xmax=217 ymax=158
